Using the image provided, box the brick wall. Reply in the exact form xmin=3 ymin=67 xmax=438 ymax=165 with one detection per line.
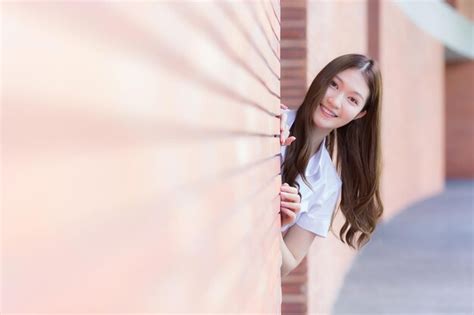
xmin=445 ymin=61 xmax=474 ymax=178
xmin=2 ymin=2 xmax=282 ymax=312
xmin=280 ymin=0 xmax=309 ymax=314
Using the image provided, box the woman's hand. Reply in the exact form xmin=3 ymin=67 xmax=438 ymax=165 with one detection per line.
xmin=280 ymin=183 xmax=301 ymax=227
xmin=279 ymin=103 xmax=296 ymax=146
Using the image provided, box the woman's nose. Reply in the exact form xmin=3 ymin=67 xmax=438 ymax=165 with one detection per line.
xmin=328 ymin=93 xmax=343 ymax=109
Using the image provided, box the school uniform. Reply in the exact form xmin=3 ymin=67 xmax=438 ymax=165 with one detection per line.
xmin=280 ymin=109 xmax=342 ymax=237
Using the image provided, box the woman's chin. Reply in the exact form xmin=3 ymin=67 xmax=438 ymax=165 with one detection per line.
xmin=313 ymin=115 xmax=335 ymax=130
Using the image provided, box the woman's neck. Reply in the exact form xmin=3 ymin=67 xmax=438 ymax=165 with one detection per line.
xmin=310 ymin=127 xmax=332 ymax=156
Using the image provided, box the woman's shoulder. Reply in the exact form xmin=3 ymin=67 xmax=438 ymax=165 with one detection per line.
xmin=298 ymin=147 xmax=341 ymax=201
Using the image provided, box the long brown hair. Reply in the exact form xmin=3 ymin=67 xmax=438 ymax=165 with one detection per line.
xmin=281 ymin=54 xmax=383 ymax=249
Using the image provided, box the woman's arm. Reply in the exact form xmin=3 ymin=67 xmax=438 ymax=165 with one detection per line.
xmin=279 ymin=184 xmax=317 ymax=277
xmin=280 ymin=225 xmax=317 ymax=277
xmin=280 ymin=232 xmax=297 ymax=277
xmin=279 ymin=184 xmax=300 ymax=277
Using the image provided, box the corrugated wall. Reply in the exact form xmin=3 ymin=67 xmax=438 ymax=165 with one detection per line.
xmin=2 ymin=2 xmax=282 ymax=312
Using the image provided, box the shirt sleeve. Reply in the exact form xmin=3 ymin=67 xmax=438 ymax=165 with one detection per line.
xmin=296 ymin=185 xmax=341 ymax=237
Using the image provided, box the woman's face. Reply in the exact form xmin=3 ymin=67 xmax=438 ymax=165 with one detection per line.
xmin=313 ymin=68 xmax=370 ymax=131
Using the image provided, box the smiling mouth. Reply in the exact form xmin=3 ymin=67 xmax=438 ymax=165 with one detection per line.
xmin=320 ymin=104 xmax=338 ymax=118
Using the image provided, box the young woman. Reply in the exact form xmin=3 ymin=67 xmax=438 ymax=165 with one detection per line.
xmin=278 ymin=54 xmax=384 ymax=277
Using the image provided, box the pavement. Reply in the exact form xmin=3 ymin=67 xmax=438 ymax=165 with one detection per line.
xmin=332 ymin=180 xmax=474 ymax=315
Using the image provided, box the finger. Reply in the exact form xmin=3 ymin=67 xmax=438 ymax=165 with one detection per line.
xmin=280 ymin=191 xmax=301 ymax=205
xmin=281 ymin=213 xmax=297 ymax=227
xmin=281 ymin=187 xmax=298 ymax=195
xmin=281 ymin=201 xmax=301 ymax=212
xmin=280 ymin=207 xmax=296 ymax=220
xmin=281 ymin=184 xmax=298 ymax=194
xmin=282 ymin=137 xmax=296 ymax=146
xmin=280 ymin=191 xmax=300 ymax=202
xmin=281 ymin=128 xmax=289 ymax=145
xmin=280 ymin=209 xmax=296 ymax=226
xmin=280 ymin=113 xmax=287 ymax=131
xmin=283 ymin=136 xmax=296 ymax=146
xmin=281 ymin=130 xmax=289 ymax=146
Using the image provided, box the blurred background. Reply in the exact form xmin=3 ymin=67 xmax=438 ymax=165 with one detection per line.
xmin=1 ymin=0 xmax=472 ymax=314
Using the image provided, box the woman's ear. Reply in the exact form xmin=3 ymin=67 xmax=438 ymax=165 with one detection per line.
xmin=354 ymin=110 xmax=367 ymax=120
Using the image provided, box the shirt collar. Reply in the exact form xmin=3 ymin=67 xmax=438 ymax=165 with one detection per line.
xmin=305 ymin=137 xmax=326 ymax=177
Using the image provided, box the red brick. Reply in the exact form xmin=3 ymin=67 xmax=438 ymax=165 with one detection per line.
xmin=282 ymin=8 xmax=307 ymax=20
xmin=282 ymin=28 xmax=306 ymax=38
xmin=282 ymin=48 xmax=306 ymax=59
xmin=282 ymin=302 xmax=307 ymax=314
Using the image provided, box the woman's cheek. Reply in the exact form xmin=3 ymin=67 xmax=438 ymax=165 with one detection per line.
xmin=335 ymin=113 xmax=351 ymax=128
xmin=312 ymin=107 xmax=319 ymax=125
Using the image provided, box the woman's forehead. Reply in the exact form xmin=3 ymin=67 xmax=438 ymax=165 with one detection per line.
xmin=335 ymin=68 xmax=370 ymax=99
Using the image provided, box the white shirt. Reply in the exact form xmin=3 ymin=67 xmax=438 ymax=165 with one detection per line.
xmin=280 ymin=109 xmax=342 ymax=237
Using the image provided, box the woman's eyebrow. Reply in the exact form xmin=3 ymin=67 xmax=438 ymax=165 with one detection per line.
xmin=335 ymin=75 xmax=365 ymax=100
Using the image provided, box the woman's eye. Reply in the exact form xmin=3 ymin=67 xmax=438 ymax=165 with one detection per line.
xmin=330 ymin=80 xmax=338 ymax=88
xmin=349 ymin=97 xmax=358 ymax=105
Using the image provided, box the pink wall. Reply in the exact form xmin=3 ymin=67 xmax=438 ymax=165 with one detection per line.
xmin=379 ymin=1 xmax=445 ymax=220
xmin=304 ymin=1 xmax=445 ymax=314
xmin=305 ymin=1 xmax=369 ymax=314
xmin=445 ymin=61 xmax=474 ymax=178
xmin=2 ymin=2 xmax=282 ymax=312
